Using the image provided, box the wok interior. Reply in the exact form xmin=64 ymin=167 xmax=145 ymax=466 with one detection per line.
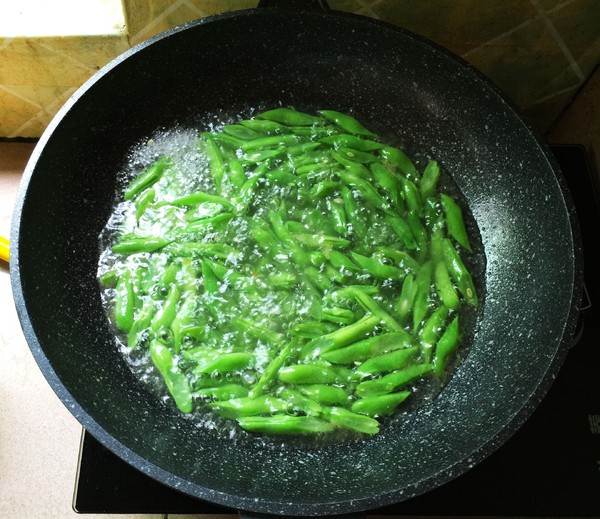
xmin=13 ymin=9 xmax=581 ymax=515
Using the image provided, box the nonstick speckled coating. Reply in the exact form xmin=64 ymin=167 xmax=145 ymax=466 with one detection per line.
xmin=10 ymin=7 xmax=582 ymax=517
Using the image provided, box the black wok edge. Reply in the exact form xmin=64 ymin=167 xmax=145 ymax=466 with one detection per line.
xmin=10 ymin=3 xmax=583 ymax=517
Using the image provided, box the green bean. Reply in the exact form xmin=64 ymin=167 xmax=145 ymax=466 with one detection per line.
xmin=412 ymin=261 xmax=433 ymax=333
xmin=434 ymin=260 xmax=460 ymax=310
xmin=114 ymin=270 xmax=135 ymax=332
xmin=241 ymin=134 xmax=301 ymax=151
xmin=337 ymin=167 xmax=391 ymax=212
xmin=194 ymin=352 xmax=254 ymax=374
xmin=370 ymin=162 xmax=402 ymax=208
xmin=112 ymin=236 xmax=171 ymax=254
xmin=127 ymin=297 xmax=155 ymax=349
xmin=209 ymin=395 xmax=288 ymax=419
xmin=302 ymin=313 xmax=381 ymax=360
xmin=201 ymin=132 xmax=226 ymax=191
xmin=419 ymin=304 xmax=449 ymax=362
xmin=385 ymin=214 xmax=417 ymax=250
xmin=249 ymin=341 xmax=296 ymax=398
xmin=351 ymin=391 xmax=411 ymax=417
xmin=323 ymin=406 xmax=380 ymax=435
xmin=420 ymin=160 xmax=441 ymax=199
xmin=299 ymin=385 xmax=350 ymax=405
xmin=149 ymin=340 xmax=192 ymax=413
xmin=310 ymin=180 xmax=338 ymax=197
xmin=394 ymin=273 xmax=417 ymax=322
xmin=341 ymin=185 xmax=368 ymax=237
xmin=194 ymin=383 xmax=249 ymax=401
xmin=434 ymin=315 xmax=460 ymax=376
xmin=227 ymin=159 xmax=247 ymax=190
xmin=258 ymin=107 xmax=324 ymax=126
xmin=222 ymin=123 xmax=262 ymax=141
xmin=320 ymin=134 xmax=383 ymax=151
xmin=355 ymin=346 xmax=419 ymax=376
xmin=184 ymin=213 xmax=234 ymax=233
xmin=168 ymin=191 xmax=235 ymax=210
xmin=337 ymin=147 xmax=379 ymax=164
xmin=376 ymin=247 xmax=420 ymax=274
xmin=350 ymin=251 xmax=406 ymax=281
xmin=230 ymin=317 xmax=284 ymax=344
xmin=318 ymin=110 xmax=378 ymax=138
xmin=201 ymin=259 xmax=219 ymax=293
xmin=328 ymin=250 xmax=359 ymax=273
xmin=442 ymin=239 xmax=478 ymax=306
xmin=150 ymin=284 xmax=180 ymax=334
xmin=278 ymin=362 xmax=347 ymax=385
xmin=134 ymin=187 xmax=155 ymax=221
xmin=355 ymin=363 xmax=433 ymax=398
xmin=321 ymin=307 xmax=356 ymax=325
xmin=243 ymin=146 xmax=286 ymax=163
xmin=406 ymin=211 xmax=429 ymax=259
xmin=400 ymin=176 xmax=423 ymax=215
xmin=441 ymin=193 xmax=472 ymax=252
xmin=290 ymin=320 xmax=338 ymax=339
xmin=349 ymin=287 xmax=403 ymax=331
xmin=268 ymin=210 xmax=310 ymax=267
xmin=321 ymin=331 xmax=413 ymax=365
xmin=239 ymin=118 xmax=286 ymax=134
xmin=124 ymin=156 xmax=170 ymax=201
xmin=286 ymin=141 xmax=323 ymax=156
xmin=278 ymin=388 xmax=323 ymax=415
xmin=237 ymin=415 xmax=335 ymax=435
xmin=380 ymin=146 xmax=418 ymax=178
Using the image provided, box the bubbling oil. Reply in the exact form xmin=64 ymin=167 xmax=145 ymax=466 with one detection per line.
xmin=97 ymin=107 xmax=485 ymax=443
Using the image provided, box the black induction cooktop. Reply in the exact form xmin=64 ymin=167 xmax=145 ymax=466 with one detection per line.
xmin=73 ymin=144 xmax=600 ymax=517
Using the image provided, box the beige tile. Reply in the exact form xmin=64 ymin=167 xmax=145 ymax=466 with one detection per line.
xmin=465 ymin=17 xmax=581 ymax=109
xmin=125 ymin=0 xmax=259 ymax=46
xmin=373 ymin=0 xmax=539 ymax=56
xmin=548 ymin=0 xmax=600 ymax=77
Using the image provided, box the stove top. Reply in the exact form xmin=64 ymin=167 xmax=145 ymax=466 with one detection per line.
xmin=73 ymin=144 xmax=600 ymax=516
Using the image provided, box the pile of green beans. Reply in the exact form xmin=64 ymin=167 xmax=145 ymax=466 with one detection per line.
xmin=98 ymin=107 xmax=479 ymax=437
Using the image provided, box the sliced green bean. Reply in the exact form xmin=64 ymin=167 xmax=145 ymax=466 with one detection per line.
xmin=441 ymin=193 xmax=472 ymax=252
xmin=351 ymin=391 xmax=411 ymax=417
xmin=258 ymin=107 xmax=323 ymax=126
xmin=442 ymin=238 xmax=478 ymax=306
xmin=318 ymin=110 xmax=378 ymax=138
xmin=237 ymin=415 xmax=335 ymax=435
xmin=355 ymin=363 xmax=433 ymax=398
xmin=124 ymin=156 xmax=170 ymax=201
xmin=321 ymin=331 xmax=413 ymax=365
xmin=434 ymin=315 xmax=460 ymax=376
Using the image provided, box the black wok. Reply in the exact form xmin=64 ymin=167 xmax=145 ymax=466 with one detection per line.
xmin=10 ymin=3 xmax=583 ymax=516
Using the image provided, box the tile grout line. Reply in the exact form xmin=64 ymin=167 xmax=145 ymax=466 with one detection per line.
xmin=37 ymin=41 xmax=98 ymax=75
xmin=529 ymin=82 xmax=580 ymax=106
xmin=130 ymin=0 xmax=189 ymax=45
xmin=0 ymin=84 xmax=43 ymax=109
xmin=7 ymin=87 xmax=76 ymax=139
xmin=462 ymin=14 xmax=542 ymax=58
xmin=530 ymin=0 xmax=585 ymax=82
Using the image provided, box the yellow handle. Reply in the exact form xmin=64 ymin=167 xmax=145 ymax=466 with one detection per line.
xmin=0 ymin=235 xmax=9 ymax=263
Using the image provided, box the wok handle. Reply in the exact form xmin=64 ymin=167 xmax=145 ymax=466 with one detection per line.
xmin=257 ymin=0 xmax=330 ymax=11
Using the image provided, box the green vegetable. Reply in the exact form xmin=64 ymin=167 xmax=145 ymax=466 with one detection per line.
xmin=98 ymin=107 xmax=481 ymax=438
